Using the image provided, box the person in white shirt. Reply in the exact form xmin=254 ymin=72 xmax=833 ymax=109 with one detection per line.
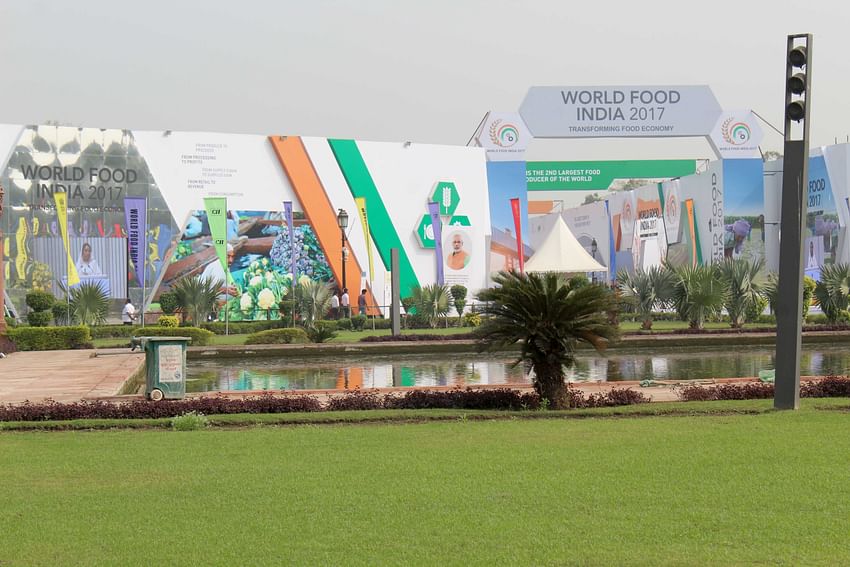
xmin=807 ymin=241 xmax=819 ymax=270
xmin=121 ymin=299 xmax=136 ymax=325
xmin=340 ymin=288 xmax=350 ymax=319
xmin=330 ymin=292 xmax=340 ymax=320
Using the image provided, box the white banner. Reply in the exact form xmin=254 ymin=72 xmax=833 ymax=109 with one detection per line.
xmin=663 ymin=180 xmax=682 ymax=244
xmin=520 ymin=85 xmax=722 ymax=139
xmin=708 ymin=110 xmax=764 ymax=159
xmin=474 ymin=112 xmax=531 ymax=162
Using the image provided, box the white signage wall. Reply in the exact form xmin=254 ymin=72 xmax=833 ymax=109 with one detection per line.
xmin=520 ymin=85 xmax=723 ymax=139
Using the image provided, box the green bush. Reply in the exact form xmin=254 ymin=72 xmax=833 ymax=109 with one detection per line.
xmin=88 ymin=325 xmax=138 ymax=339
xmin=200 ymin=320 xmax=290 ymax=335
xmin=4 ymin=316 xmax=16 ymax=329
xmin=244 ymin=328 xmax=309 ymax=345
xmin=158 ymin=315 xmax=180 ymax=328
xmin=464 ymin=312 xmax=482 ymax=327
xmin=134 ymin=327 xmax=213 ymax=346
xmin=25 ymin=291 xmax=55 ymax=312
xmin=171 ymin=411 xmax=209 ymax=431
xmin=351 ymin=314 xmax=367 ymax=331
xmin=806 ymin=313 xmax=829 ymax=325
xmin=158 ymin=291 xmax=179 ymax=315
xmin=26 ymin=310 xmax=53 ymax=327
xmin=8 ymin=326 xmax=92 ymax=351
xmin=51 ymin=303 xmax=70 ymax=326
xmin=336 ymin=318 xmax=353 ymax=331
xmin=314 ymin=320 xmax=339 ymax=331
xmin=744 ymin=294 xmax=769 ymax=323
xmin=305 ymin=321 xmax=338 ymax=343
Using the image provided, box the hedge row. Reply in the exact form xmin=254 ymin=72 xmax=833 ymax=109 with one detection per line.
xmin=0 ymin=394 xmax=323 ymax=421
xmin=360 ymin=333 xmax=477 ymax=342
xmin=244 ymin=328 xmax=309 ymax=345
xmin=677 ymin=376 xmax=850 ymax=401
xmin=327 ymin=386 xmax=649 ymax=411
xmin=130 ymin=327 xmax=215 ymax=346
xmin=7 ymin=326 xmax=92 ymax=351
xmin=0 ymin=386 xmax=650 ymax=421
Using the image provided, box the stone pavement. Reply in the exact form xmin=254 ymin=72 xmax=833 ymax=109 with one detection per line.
xmin=0 ymin=350 xmax=144 ymax=403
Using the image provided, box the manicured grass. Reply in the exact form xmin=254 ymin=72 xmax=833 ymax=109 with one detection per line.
xmin=2 ymin=399 xmax=850 ymax=565
xmin=93 ymin=326 xmax=474 ymax=348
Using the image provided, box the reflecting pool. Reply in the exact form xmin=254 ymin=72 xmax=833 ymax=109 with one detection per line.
xmin=186 ymin=343 xmax=850 ymax=392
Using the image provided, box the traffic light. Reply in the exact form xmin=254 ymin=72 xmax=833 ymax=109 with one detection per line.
xmin=785 ymin=36 xmax=810 ymax=126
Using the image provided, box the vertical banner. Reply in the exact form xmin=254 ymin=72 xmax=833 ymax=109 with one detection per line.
xmin=54 ymin=192 xmax=80 ymax=287
xmin=123 ymin=197 xmax=147 ymax=290
xmin=427 ymin=201 xmax=445 ymax=285
xmin=605 ymin=201 xmax=616 ymax=282
xmin=354 ymin=197 xmax=375 ymax=281
xmin=510 ymin=198 xmax=525 ymax=273
xmin=203 ymin=197 xmax=231 ymax=284
xmin=283 ymin=201 xmax=296 ymax=280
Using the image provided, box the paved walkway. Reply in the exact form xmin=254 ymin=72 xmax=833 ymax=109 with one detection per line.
xmin=0 ymin=350 xmax=144 ymax=403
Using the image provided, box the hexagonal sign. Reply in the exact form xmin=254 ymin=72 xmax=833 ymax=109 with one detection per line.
xmin=430 ymin=181 xmax=460 ymax=217
xmin=447 ymin=215 xmax=471 ymax=227
xmin=415 ymin=214 xmax=435 ymax=249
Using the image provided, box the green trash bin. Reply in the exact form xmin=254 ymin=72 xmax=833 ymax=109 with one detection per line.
xmin=136 ymin=337 xmax=191 ymax=401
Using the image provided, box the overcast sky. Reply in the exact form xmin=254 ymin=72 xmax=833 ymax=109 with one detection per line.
xmin=1 ymin=0 xmax=846 ymax=161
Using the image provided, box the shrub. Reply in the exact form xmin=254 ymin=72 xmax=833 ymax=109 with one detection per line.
xmin=51 ymin=303 xmax=70 ymax=326
xmin=336 ymin=318 xmax=352 ymax=331
xmin=8 ymin=326 xmax=92 ymax=351
xmin=201 ymin=320 xmax=287 ymax=335
xmin=800 ymin=376 xmax=850 ymax=397
xmin=327 ymin=389 xmax=384 ymax=411
xmin=26 ymin=310 xmax=53 ymax=327
xmin=134 ymin=327 xmax=214 ymax=346
xmin=158 ymin=291 xmax=179 ymax=315
xmin=69 ymin=282 xmax=110 ymax=326
xmin=26 ymin=291 xmax=55 ymax=312
xmin=351 ymin=314 xmax=367 ymax=331
xmin=173 ymin=275 xmax=220 ymax=325
xmin=244 ymin=327 xmax=309 ymax=345
xmin=158 ymin=315 xmax=180 ymax=328
xmin=0 ymin=393 xmax=323 ymax=421
xmin=464 ymin=312 xmax=482 ymax=328
xmin=450 ymin=284 xmax=468 ymax=317
xmin=314 ymin=320 xmax=339 ymax=331
xmin=305 ymin=322 xmax=337 ymax=343
xmin=4 ymin=316 xmax=16 ymax=329
xmin=89 ymin=325 xmax=138 ymax=339
xmin=171 ymin=411 xmax=209 ymax=431
xmin=410 ymin=284 xmax=451 ymax=328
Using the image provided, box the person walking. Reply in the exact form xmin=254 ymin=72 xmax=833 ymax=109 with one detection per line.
xmin=357 ymin=289 xmax=367 ymax=316
xmin=330 ymin=292 xmax=340 ymax=320
xmin=121 ymin=298 xmax=137 ymax=326
xmin=340 ymin=288 xmax=350 ymax=318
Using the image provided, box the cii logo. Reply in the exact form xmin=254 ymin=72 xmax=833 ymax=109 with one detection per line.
xmin=489 ymin=119 xmax=520 ymax=147
xmin=721 ymin=117 xmax=752 ymax=146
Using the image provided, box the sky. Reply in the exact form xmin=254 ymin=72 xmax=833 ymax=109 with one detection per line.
xmin=1 ymin=0 xmax=847 ymax=161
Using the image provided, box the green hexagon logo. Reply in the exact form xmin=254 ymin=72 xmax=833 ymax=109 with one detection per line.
xmin=447 ymin=215 xmax=471 ymax=227
xmin=416 ymin=214 xmax=435 ymax=249
xmin=430 ymin=181 xmax=460 ymax=217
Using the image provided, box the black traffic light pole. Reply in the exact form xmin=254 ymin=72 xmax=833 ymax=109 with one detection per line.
xmin=775 ymin=34 xmax=812 ymax=410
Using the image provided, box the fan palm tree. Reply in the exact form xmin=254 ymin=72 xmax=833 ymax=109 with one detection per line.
xmin=173 ymin=275 xmax=221 ymax=325
xmin=411 ymin=284 xmax=451 ymax=328
xmin=668 ymin=263 xmax=728 ymax=329
xmin=294 ymin=280 xmax=334 ymax=326
xmin=718 ymin=258 xmax=765 ymax=328
xmin=616 ymin=266 xmax=675 ymax=330
xmin=69 ymin=281 xmax=110 ymax=326
xmin=476 ymin=271 xmax=619 ymax=408
xmin=813 ymin=263 xmax=850 ymax=322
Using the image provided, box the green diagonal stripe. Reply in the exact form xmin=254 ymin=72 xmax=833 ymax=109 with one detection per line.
xmin=328 ymin=139 xmax=420 ymax=297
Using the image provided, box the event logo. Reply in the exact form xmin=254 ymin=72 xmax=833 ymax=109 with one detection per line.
xmin=621 ymin=200 xmax=633 ymax=222
xmin=665 ymin=192 xmax=679 ymax=222
xmin=489 ymin=119 xmax=520 ymax=148
xmin=721 ymin=118 xmax=752 ymax=146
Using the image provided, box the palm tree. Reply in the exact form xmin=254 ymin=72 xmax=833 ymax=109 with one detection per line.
xmin=813 ymin=263 xmax=850 ymax=323
xmin=668 ymin=263 xmax=728 ymax=329
xmin=411 ymin=284 xmax=451 ymax=328
xmin=294 ymin=280 xmax=333 ymax=326
xmin=173 ymin=275 xmax=221 ymax=325
xmin=616 ymin=266 xmax=675 ymax=330
xmin=476 ymin=271 xmax=619 ymax=408
xmin=718 ymin=258 xmax=765 ymax=328
xmin=69 ymin=282 xmax=110 ymax=326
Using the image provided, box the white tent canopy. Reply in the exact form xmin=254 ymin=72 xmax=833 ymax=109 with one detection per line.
xmin=525 ymin=216 xmax=607 ymax=273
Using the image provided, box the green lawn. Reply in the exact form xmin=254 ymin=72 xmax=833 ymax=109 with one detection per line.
xmin=2 ymin=399 xmax=850 ymax=565
xmin=93 ymin=326 xmax=474 ymax=348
